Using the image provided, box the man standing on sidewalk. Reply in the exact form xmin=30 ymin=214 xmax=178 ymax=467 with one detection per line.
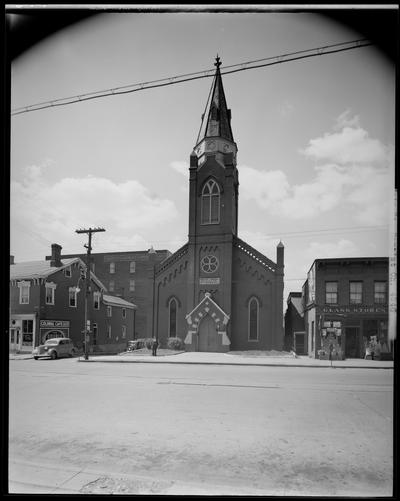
xmin=152 ymin=338 xmax=158 ymax=356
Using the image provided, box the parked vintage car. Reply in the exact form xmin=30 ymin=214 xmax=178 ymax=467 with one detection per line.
xmin=32 ymin=338 xmax=77 ymax=360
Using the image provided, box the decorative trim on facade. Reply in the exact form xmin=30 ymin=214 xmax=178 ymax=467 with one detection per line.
xmin=186 ymin=292 xmax=230 ymax=330
xmin=234 ymin=237 xmax=277 ymax=273
xmin=165 ymin=295 xmax=182 ymax=308
xmin=155 ymin=243 xmax=189 ymax=276
xmin=160 ymin=260 xmax=188 ymax=286
xmin=237 ymin=257 xmax=271 ymax=285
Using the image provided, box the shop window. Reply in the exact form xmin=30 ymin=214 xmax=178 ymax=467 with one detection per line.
xmin=201 ymin=179 xmax=220 ymax=224
xmin=325 ymin=282 xmax=338 ymax=304
xmin=248 ymin=297 xmax=259 ymax=341
xmin=374 ymin=281 xmax=387 ymax=304
xmin=109 ymin=262 xmax=115 ymax=274
xmin=130 ymin=261 xmax=136 ymax=273
xmin=18 ymin=281 xmax=30 ymax=304
xmin=22 ymin=320 xmax=34 ymax=347
xmin=169 ymin=298 xmax=177 ymax=337
xmin=349 ymin=281 xmax=363 ymax=304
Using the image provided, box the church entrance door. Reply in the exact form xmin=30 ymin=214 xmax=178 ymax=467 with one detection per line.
xmin=198 ymin=315 xmax=218 ymax=352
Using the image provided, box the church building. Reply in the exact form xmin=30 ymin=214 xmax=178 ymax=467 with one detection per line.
xmin=152 ymin=57 xmax=285 ymax=352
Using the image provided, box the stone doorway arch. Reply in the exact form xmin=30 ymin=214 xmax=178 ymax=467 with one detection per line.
xmin=185 ymin=293 xmax=230 ymax=352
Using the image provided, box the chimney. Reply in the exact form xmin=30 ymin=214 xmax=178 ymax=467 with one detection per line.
xmin=10 ymin=255 xmax=15 ymax=265
xmin=50 ymin=244 xmax=62 ymax=267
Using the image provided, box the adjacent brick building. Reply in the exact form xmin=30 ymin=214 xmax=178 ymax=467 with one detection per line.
xmin=48 ymin=248 xmax=170 ymax=339
xmin=10 ymin=244 xmax=137 ymax=354
xmin=303 ymin=257 xmax=390 ymax=359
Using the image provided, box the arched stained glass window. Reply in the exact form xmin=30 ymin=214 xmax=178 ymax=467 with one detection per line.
xmin=169 ymin=298 xmax=177 ymax=337
xmin=248 ymin=298 xmax=259 ymax=341
xmin=201 ymin=179 xmax=220 ymax=224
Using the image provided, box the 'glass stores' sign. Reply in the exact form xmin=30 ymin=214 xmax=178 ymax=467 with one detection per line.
xmin=322 ymin=305 xmax=388 ymax=314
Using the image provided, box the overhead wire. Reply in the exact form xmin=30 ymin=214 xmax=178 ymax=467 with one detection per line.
xmin=11 ymin=39 xmax=373 ymax=116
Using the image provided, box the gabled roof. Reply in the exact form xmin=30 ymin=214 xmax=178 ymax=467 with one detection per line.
xmin=10 ymin=258 xmax=79 ymax=280
xmin=290 ymin=296 xmax=304 ymax=317
xmin=102 ymin=294 xmax=137 ymax=309
xmin=10 ymin=258 xmax=107 ymax=291
xmin=196 ymin=56 xmax=234 ymax=144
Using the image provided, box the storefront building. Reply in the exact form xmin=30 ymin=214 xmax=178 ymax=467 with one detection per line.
xmin=303 ymin=257 xmax=389 ymax=359
xmin=10 ymin=244 xmax=137 ymax=354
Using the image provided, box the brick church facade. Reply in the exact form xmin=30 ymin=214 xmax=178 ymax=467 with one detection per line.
xmin=52 ymin=57 xmax=285 ymax=352
xmin=152 ymin=57 xmax=284 ymax=352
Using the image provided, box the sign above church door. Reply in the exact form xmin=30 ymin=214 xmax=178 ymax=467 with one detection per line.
xmin=199 ymin=278 xmax=220 ymax=285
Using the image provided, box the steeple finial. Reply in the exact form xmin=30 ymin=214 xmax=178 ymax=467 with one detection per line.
xmin=214 ymin=55 xmax=221 ymax=69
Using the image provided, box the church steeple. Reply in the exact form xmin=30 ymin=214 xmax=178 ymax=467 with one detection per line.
xmin=194 ymin=56 xmax=237 ymax=166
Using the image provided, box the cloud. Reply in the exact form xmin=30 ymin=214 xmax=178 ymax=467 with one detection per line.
xmin=239 ymin=112 xmax=392 ymax=225
xmin=11 ymin=164 xmax=179 ymax=256
xmin=300 ymin=125 xmax=387 ymax=165
xmin=333 ymin=109 xmax=361 ymax=131
xmin=170 ymin=160 xmax=188 ymax=176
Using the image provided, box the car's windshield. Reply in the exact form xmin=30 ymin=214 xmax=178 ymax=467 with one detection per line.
xmin=44 ymin=339 xmax=59 ymax=345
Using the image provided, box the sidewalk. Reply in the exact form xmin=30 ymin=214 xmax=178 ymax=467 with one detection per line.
xmin=10 ymin=351 xmax=393 ymax=369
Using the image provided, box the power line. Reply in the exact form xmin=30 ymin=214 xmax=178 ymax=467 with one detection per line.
xmin=11 ymin=39 xmax=373 ymax=116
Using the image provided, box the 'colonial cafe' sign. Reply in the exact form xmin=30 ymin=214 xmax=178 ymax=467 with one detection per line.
xmin=322 ymin=305 xmax=387 ymax=314
xmin=40 ymin=320 xmax=70 ymax=328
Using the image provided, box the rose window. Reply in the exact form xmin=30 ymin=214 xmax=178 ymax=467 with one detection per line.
xmin=201 ymin=255 xmax=219 ymax=273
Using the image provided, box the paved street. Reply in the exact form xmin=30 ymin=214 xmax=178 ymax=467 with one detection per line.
xmin=9 ymin=358 xmax=393 ymax=496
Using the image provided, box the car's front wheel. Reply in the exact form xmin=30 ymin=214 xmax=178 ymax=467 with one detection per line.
xmin=50 ymin=351 xmax=57 ymax=360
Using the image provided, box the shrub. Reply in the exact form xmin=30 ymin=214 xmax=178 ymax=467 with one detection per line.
xmin=145 ymin=338 xmax=154 ymax=349
xmin=167 ymin=337 xmax=184 ymax=350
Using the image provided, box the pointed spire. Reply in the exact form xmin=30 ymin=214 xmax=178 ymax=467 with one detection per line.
xmin=197 ymin=55 xmax=234 ymax=144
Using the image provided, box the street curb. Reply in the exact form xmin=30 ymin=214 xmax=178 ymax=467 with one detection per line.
xmin=77 ymin=359 xmax=394 ymax=369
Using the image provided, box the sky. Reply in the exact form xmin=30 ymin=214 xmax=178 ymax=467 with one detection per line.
xmin=9 ymin=7 xmax=396 ymax=302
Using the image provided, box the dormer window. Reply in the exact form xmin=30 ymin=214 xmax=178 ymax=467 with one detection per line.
xmin=201 ymin=179 xmax=220 ymax=225
xmin=64 ymin=266 xmax=71 ymax=277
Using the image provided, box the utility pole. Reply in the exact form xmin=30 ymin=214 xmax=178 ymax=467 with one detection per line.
xmin=75 ymin=227 xmax=105 ymax=360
